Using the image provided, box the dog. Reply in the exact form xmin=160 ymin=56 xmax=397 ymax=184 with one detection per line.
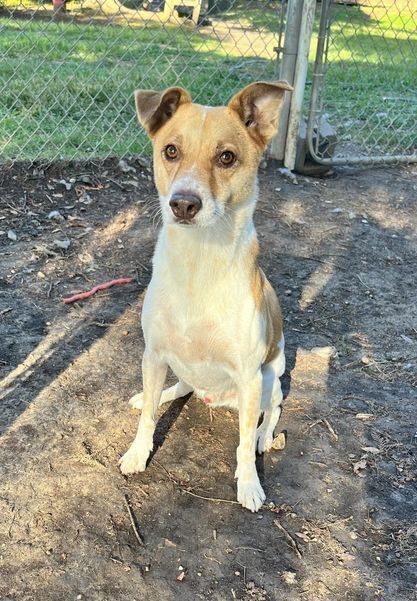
xmin=120 ymin=81 xmax=292 ymax=512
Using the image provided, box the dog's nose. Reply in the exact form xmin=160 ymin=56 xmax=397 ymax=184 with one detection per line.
xmin=169 ymin=192 xmax=202 ymax=221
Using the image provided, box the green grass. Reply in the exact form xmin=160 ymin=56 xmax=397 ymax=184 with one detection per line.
xmin=0 ymin=17 xmax=276 ymax=160
xmin=312 ymin=4 xmax=417 ymax=158
xmin=0 ymin=0 xmax=416 ymax=161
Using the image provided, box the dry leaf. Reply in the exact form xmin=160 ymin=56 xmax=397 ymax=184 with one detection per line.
xmin=353 ymin=458 xmax=367 ymax=476
xmin=54 ymin=239 xmax=71 ymax=250
xmin=118 ymin=159 xmax=136 ymax=174
xmin=355 ymin=413 xmax=374 ymax=420
xmin=281 ymin=571 xmax=297 ymax=585
xmin=271 ymin=432 xmax=286 ymax=450
xmin=52 ymin=178 xmax=72 ymax=190
xmin=361 ymin=446 xmax=380 ymax=454
xmin=295 ymin=532 xmax=310 ymax=543
xmin=48 ymin=210 xmax=64 ymax=221
xmin=78 ymin=192 xmax=92 ymax=205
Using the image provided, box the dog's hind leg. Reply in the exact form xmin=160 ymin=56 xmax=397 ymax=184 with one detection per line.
xmin=257 ymin=335 xmax=285 ymax=454
xmin=120 ymin=354 xmax=167 ymax=474
xmin=129 ymin=380 xmax=192 ymax=410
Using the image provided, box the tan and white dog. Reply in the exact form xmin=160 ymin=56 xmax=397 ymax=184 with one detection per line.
xmin=120 ymin=81 xmax=292 ymax=512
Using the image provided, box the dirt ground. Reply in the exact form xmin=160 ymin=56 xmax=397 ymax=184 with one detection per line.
xmin=1 ymin=158 xmax=416 ymax=601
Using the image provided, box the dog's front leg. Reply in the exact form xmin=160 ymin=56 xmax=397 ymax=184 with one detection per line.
xmin=119 ymin=353 xmax=167 ymax=475
xmin=235 ymin=371 xmax=266 ymax=512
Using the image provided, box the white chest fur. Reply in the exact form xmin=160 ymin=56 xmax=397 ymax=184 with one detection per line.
xmin=141 ymin=222 xmax=267 ymax=394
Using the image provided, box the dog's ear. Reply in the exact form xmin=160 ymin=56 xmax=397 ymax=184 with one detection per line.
xmin=228 ymin=81 xmax=293 ymax=147
xmin=134 ymin=87 xmax=192 ymax=136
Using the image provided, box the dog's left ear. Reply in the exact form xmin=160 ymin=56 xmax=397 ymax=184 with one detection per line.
xmin=135 ymin=86 xmax=192 ymax=136
xmin=228 ymin=81 xmax=293 ymax=147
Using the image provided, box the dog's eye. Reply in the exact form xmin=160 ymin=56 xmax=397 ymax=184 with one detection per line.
xmin=218 ymin=151 xmax=236 ymax=167
xmin=164 ymin=144 xmax=179 ymax=160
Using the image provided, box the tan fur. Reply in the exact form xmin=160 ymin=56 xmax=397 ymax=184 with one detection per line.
xmin=250 ymin=238 xmax=283 ymax=364
xmin=151 ymin=104 xmax=262 ymax=207
xmin=120 ymin=81 xmax=292 ymax=512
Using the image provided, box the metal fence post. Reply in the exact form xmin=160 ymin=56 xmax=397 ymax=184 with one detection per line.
xmin=284 ymin=0 xmax=317 ymax=170
xmin=269 ymin=0 xmax=304 ymax=162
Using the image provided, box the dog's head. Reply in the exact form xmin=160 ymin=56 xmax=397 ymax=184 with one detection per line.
xmin=135 ymin=81 xmax=292 ymax=227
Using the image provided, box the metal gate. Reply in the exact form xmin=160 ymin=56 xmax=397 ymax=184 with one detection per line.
xmin=306 ymin=0 xmax=417 ymax=166
xmin=0 ymin=0 xmax=287 ymax=163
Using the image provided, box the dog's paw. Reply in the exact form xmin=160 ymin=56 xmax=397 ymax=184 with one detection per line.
xmin=237 ymin=476 xmax=266 ymax=512
xmin=119 ymin=445 xmax=148 ymax=475
xmin=128 ymin=392 xmax=143 ymax=410
xmin=256 ymin=428 xmax=273 ymax=454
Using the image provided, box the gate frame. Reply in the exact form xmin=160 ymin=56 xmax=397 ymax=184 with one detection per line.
xmin=306 ymin=0 xmax=417 ymax=166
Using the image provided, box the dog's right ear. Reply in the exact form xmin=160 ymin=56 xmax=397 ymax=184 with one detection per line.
xmin=134 ymin=87 xmax=192 ymax=136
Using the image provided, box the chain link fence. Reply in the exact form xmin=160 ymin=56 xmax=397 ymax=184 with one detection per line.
xmin=308 ymin=0 xmax=417 ymax=165
xmin=1 ymin=0 xmax=416 ymax=165
xmin=0 ymin=0 xmax=285 ymax=162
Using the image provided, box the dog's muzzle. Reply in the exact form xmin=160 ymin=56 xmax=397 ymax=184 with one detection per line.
xmin=169 ymin=192 xmax=202 ymax=223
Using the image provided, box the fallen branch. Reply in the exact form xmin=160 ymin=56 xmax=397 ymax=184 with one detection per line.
xmin=123 ymin=493 xmax=144 ymax=546
xmin=63 ymin=277 xmax=134 ymax=304
xmin=274 ymin=519 xmax=303 ymax=559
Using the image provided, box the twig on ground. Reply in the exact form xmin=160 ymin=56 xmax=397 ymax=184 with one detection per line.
xmin=237 ymin=561 xmax=247 ymax=585
xmin=274 ymin=519 xmax=303 ymax=559
xmin=47 ymin=281 xmax=53 ymax=298
xmin=8 ymin=510 xmax=16 ymax=539
xmin=307 ymin=418 xmax=338 ymax=442
xmin=109 ymin=556 xmax=124 ymax=565
xmin=322 ymin=418 xmax=338 ymax=441
xmin=203 ymin=554 xmax=222 ymax=564
xmin=307 ymin=419 xmax=322 ymax=431
xmin=105 ymin=176 xmax=127 ymax=190
xmin=123 ymin=493 xmax=144 ymax=546
xmin=181 ymin=489 xmax=240 ymax=505
xmin=308 ymin=461 xmax=328 ymax=468
xmin=136 ymin=260 xmax=150 ymax=272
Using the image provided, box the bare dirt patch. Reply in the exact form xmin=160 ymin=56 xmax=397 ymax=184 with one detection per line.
xmin=1 ymin=159 xmax=416 ymax=600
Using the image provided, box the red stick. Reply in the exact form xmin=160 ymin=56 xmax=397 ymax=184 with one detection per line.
xmin=63 ymin=277 xmax=134 ymax=304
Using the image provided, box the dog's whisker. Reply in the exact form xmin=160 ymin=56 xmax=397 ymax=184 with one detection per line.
xmin=149 ymin=206 xmax=163 ymax=229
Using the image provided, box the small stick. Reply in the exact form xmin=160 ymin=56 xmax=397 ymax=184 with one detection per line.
xmin=63 ymin=277 xmax=134 ymax=304
xmin=307 ymin=419 xmax=322 ymax=431
xmin=322 ymin=418 xmax=338 ymax=441
xmin=109 ymin=556 xmax=124 ymax=565
xmin=181 ymin=489 xmax=240 ymax=505
xmin=203 ymin=554 xmax=222 ymax=565
xmin=237 ymin=561 xmax=247 ymax=585
xmin=274 ymin=519 xmax=303 ymax=559
xmin=307 ymin=418 xmax=338 ymax=442
xmin=123 ymin=494 xmax=144 ymax=546
xmin=105 ymin=176 xmax=126 ymax=190
xmin=47 ymin=281 xmax=53 ymax=298
xmin=8 ymin=511 xmax=16 ymax=538
xmin=308 ymin=461 xmax=328 ymax=468
xmin=0 ymin=308 xmax=13 ymax=317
